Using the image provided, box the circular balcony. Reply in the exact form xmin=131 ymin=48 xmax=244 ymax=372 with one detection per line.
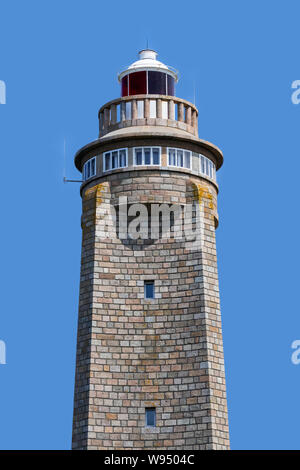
xmin=98 ymin=95 xmax=198 ymax=138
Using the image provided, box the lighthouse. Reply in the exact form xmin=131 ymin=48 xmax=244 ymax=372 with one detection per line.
xmin=72 ymin=49 xmax=230 ymax=450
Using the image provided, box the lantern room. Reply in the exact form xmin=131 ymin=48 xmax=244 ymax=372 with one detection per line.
xmin=118 ymin=49 xmax=178 ymax=97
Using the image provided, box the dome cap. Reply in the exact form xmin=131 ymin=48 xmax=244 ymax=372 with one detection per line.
xmin=118 ymin=49 xmax=178 ymax=82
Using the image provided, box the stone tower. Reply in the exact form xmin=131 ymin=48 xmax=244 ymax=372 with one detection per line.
xmin=72 ymin=50 xmax=230 ymax=450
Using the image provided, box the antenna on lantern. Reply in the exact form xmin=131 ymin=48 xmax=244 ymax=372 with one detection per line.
xmin=193 ymin=79 xmax=196 ymax=105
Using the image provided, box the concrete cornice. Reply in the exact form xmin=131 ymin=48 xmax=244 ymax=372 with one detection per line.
xmin=74 ymin=128 xmax=223 ymax=172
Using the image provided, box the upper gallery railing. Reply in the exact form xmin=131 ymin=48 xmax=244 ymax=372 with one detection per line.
xmin=98 ymin=95 xmax=198 ymax=138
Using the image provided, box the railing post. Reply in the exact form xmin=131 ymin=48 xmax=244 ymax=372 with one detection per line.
xmin=121 ymin=101 xmax=126 ymax=121
xmin=157 ymin=98 xmax=162 ymax=118
xmin=99 ymin=112 xmax=104 ymax=133
xmin=178 ymin=102 xmax=184 ymax=122
xmin=132 ymin=99 xmax=137 ymax=119
xmin=99 ymin=96 xmax=198 ymax=135
xmin=186 ymin=106 xmax=192 ymax=125
xmin=144 ymin=98 xmax=150 ymax=118
xmin=193 ymin=110 xmax=198 ymax=135
xmin=111 ymin=104 xmax=117 ymax=125
xmin=168 ymin=100 xmax=175 ymax=120
xmin=103 ymin=107 xmax=110 ymax=130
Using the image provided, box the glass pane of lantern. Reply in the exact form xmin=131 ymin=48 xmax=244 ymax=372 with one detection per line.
xmin=167 ymin=75 xmax=175 ymax=96
xmin=129 ymin=71 xmax=147 ymax=95
xmin=201 ymin=156 xmax=205 ymax=174
xmin=148 ymin=71 xmax=167 ymax=95
xmin=121 ymin=76 xmax=128 ymax=97
xmin=148 ymin=71 xmax=166 ymax=95
xmin=144 ymin=148 xmax=151 ymax=165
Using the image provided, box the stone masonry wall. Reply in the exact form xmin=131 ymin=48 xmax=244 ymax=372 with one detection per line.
xmin=72 ymin=170 xmax=229 ymax=450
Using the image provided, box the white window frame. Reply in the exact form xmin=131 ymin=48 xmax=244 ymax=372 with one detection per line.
xmin=133 ymin=147 xmax=161 ymax=166
xmin=145 ymin=407 xmax=156 ymax=427
xmin=103 ymin=148 xmax=128 ymax=172
xmin=199 ymin=153 xmax=216 ymax=181
xmin=83 ymin=156 xmax=97 ymax=181
xmin=167 ymin=148 xmax=191 ymax=169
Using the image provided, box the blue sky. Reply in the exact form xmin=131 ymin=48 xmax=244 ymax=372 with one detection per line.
xmin=0 ymin=0 xmax=300 ymax=450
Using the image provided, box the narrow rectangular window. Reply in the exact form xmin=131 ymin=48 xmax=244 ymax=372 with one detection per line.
xmin=205 ymin=157 xmax=209 ymax=176
xmin=112 ymin=151 xmax=118 ymax=169
xmin=144 ymin=148 xmax=151 ymax=165
xmin=144 ymin=281 xmax=155 ymax=299
xmin=135 ymin=148 xmax=143 ymax=165
xmin=146 ymin=408 xmax=156 ymax=427
xmin=213 ymin=165 xmax=216 ymax=181
xmin=119 ymin=149 xmax=126 ymax=168
xmin=86 ymin=161 xmax=91 ymax=179
xmin=104 ymin=153 xmax=111 ymax=171
xmin=103 ymin=149 xmax=128 ymax=172
xmin=208 ymin=160 xmax=212 ymax=178
xmin=184 ymin=151 xmax=191 ymax=169
xmin=177 ymin=149 xmax=184 ymax=167
xmin=152 ymin=148 xmax=160 ymax=165
xmin=91 ymin=157 xmax=96 ymax=176
xmin=126 ymin=101 xmax=132 ymax=120
xmin=168 ymin=149 xmax=176 ymax=166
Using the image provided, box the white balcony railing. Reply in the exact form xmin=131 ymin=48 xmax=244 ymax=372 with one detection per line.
xmin=98 ymin=95 xmax=198 ymax=138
